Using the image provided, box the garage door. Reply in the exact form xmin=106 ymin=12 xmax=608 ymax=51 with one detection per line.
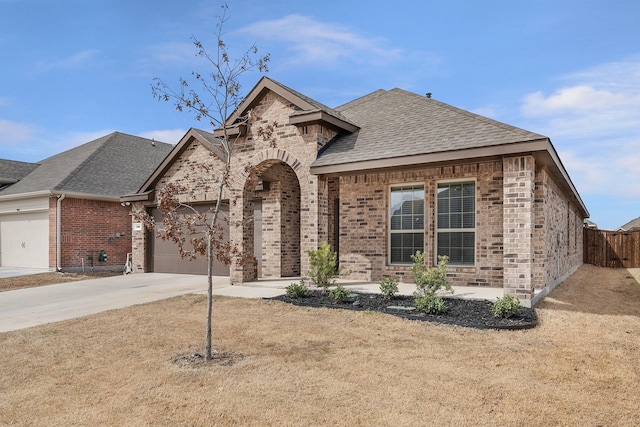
xmin=0 ymin=212 xmax=49 ymax=268
xmin=149 ymin=204 xmax=229 ymax=275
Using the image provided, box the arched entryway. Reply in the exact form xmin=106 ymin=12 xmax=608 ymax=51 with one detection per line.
xmin=243 ymin=159 xmax=301 ymax=279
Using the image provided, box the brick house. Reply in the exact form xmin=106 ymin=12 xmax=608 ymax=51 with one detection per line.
xmin=0 ymin=132 xmax=172 ymax=271
xmin=124 ymin=77 xmax=588 ymax=306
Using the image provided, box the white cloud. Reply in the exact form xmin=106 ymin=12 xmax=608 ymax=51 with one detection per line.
xmin=517 ymin=56 xmax=640 ymax=203
xmin=139 ymin=129 xmax=186 ymax=145
xmin=237 ymin=14 xmax=404 ymax=67
xmin=519 ymin=56 xmax=640 ymax=137
xmin=522 ymin=85 xmax=633 ymax=116
xmin=0 ymin=118 xmax=38 ymax=144
xmin=147 ymin=42 xmax=201 ymax=67
xmin=37 ymin=49 xmax=100 ymax=72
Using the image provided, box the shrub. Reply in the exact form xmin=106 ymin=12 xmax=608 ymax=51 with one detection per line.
xmin=414 ymin=294 xmax=447 ymax=314
xmin=329 ymin=285 xmax=352 ymax=304
xmin=492 ymin=295 xmax=522 ymax=318
xmin=307 ymin=242 xmax=338 ymax=290
xmin=411 ymin=252 xmax=452 ymax=295
xmin=411 ymin=252 xmax=452 ymax=313
xmin=285 ymin=280 xmax=309 ymax=298
xmin=379 ymin=277 xmax=399 ymax=299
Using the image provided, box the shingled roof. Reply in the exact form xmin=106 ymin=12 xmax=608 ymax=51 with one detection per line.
xmin=0 ymin=159 xmax=39 ymax=185
xmin=0 ymin=132 xmax=173 ymax=199
xmin=619 ymin=216 xmax=640 ymax=231
xmin=312 ymin=88 xmax=547 ymax=169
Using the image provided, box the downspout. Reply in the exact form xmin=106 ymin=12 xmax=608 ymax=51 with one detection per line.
xmin=56 ymin=194 xmax=65 ymax=271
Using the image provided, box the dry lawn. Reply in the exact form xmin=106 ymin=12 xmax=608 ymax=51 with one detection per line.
xmin=0 ymin=271 xmax=121 ymax=292
xmin=1 ymin=264 xmax=639 ymax=426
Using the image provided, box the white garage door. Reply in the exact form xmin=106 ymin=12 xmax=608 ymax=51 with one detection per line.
xmin=0 ymin=212 xmax=49 ymax=268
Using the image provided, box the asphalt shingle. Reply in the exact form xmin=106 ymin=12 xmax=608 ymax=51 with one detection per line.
xmin=0 ymin=132 xmax=173 ymax=198
xmin=313 ymin=88 xmax=547 ymax=167
xmin=0 ymin=159 xmax=39 ymax=182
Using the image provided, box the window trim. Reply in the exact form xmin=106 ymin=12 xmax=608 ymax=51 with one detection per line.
xmin=435 ymin=178 xmax=477 ymax=267
xmin=388 ymin=183 xmax=425 ymax=265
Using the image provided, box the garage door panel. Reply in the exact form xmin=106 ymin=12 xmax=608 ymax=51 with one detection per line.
xmin=0 ymin=212 xmax=49 ymax=268
xmin=150 ymin=204 xmax=229 ymax=275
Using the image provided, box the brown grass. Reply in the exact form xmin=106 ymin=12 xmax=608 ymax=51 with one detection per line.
xmin=1 ymin=265 xmax=639 ymax=426
xmin=0 ymin=271 xmax=121 ymax=292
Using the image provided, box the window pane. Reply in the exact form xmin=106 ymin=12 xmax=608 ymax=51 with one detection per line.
xmin=438 ymin=214 xmax=449 ymax=229
xmin=463 ymin=213 xmax=475 ymax=228
xmin=391 ymin=215 xmax=401 ymax=230
xmin=438 ymin=199 xmax=449 ymax=214
xmin=463 ymin=232 xmax=475 ymax=246
xmin=414 ymin=216 xmax=424 ymax=229
xmin=450 ymin=213 xmax=462 ymax=228
xmin=450 ymin=197 xmax=462 ymax=213
xmin=390 ymin=248 xmax=402 ymax=263
xmin=463 ymin=183 xmax=475 ymax=196
xmin=390 ymin=232 xmax=423 ymax=264
xmin=437 ymin=231 xmax=475 ymax=265
xmin=462 ymin=197 xmax=474 ymax=212
xmin=402 ymin=216 xmax=413 ymax=230
xmin=390 ymin=185 xmax=424 ymax=231
xmin=450 ymin=248 xmax=463 ymax=264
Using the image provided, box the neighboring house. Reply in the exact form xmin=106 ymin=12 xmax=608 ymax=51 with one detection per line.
xmin=0 ymin=132 xmax=172 ymax=271
xmin=618 ymin=216 xmax=640 ymax=231
xmin=123 ymin=77 xmax=588 ymax=306
xmin=584 ymin=219 xmax=598 ymax=229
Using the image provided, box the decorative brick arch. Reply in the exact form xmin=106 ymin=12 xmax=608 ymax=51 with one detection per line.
xmin=230 ymin=149 xmax=312 ymax=283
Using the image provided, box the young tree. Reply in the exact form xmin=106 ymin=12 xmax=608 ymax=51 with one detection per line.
xmin=147 ymin=4 xmax=271 ymax=361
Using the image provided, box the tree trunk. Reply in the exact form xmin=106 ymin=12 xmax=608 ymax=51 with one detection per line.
xmin=205 ymin=238 xmax=213 ymax=361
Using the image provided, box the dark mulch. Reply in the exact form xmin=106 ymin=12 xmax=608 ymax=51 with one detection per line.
xmin=271 ymin=290 xmax=537 ymax=330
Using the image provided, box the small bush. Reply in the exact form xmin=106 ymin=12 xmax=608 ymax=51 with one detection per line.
xmin=414 ymin=294 xmax=447 ymax=314
xmin=329 ymin=285 xmax=352 ymax=304
xmin=411 ymin=253 xmax=452 ymax=313
xmin=307 ymin=242 xmax=338 ymax=290
xmin=379 ymin=277 xmax=399 ymax=299
xmin=492 ymin=295 xmax=521 ymax=318
xmin=285 ymin=280 xmax=309 ymax=298
xmin=411 ymin=252 xmax=452 ymax=295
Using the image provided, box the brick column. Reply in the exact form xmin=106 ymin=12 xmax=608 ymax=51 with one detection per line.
xmin=230 ymin=189 xmax=256 ymax=283
xmin=503 ymin=156 xmax=535 ymax=301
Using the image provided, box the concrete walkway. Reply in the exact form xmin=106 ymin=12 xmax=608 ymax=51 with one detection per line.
xmin=0 ymin=273 xmax=504 ymax=333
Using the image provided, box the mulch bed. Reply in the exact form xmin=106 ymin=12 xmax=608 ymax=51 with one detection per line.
xmin=271 ymin=290 xmax=537 ymax=330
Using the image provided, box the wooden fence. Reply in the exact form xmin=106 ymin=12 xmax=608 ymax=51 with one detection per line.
xmin=583 ymin=228 xmax=640 ymax=268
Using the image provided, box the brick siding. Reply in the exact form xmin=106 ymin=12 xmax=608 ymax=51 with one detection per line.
xmin=55 ymin=197 xmax=131 ymax=271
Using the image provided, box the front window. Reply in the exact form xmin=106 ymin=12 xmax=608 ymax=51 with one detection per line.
xmin=389 ymin=185 xmax=424 ymax=264
xmin=437 ymin=181 xmax=475 ymax=265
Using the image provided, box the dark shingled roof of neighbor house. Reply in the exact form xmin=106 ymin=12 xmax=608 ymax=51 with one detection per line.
xmin=312 ymin=88 xmax=547 ymax=168
xmin=0 ymin=159 xmax=39 ymax=183
xmin=0 ymin=132 xmax=173 ymax=198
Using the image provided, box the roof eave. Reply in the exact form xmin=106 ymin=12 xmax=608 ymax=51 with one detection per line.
xmin=120 ymin=190 xmax=154 ymax=203
xmin=289 ymin=111 xmax=359 ymax=134
xmin=311 ymin=138 xmax=589 ymax=218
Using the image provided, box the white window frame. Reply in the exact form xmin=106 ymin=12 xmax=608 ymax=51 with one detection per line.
xmin=435 ymin=179 xmax=477 ymax=266
xmin=388 ymin=183 xmax=425 ymax=265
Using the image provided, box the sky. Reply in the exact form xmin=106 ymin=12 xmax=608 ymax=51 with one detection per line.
xmin=0 ymin=0 xmax=638 ymax=230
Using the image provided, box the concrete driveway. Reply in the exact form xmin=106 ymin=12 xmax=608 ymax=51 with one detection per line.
xmin=0 ymin=273 xmax=225 ymax=332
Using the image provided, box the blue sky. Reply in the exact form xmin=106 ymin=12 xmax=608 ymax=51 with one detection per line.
xmin=1 ymin=0 xmax=638 ymax=230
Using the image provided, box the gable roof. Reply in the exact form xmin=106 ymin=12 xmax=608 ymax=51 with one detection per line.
xmin=123 ymin=128 xmax=223 ymax=201
xmin=0 ymin=159 xmax=39 ymax=185
xmin=0 ymin=132 xmax=173 ymax=200
xmin=619 ymin=216 xmax=640 ymax=231
xmin=218 ymin=76 xmax=358 ymax=136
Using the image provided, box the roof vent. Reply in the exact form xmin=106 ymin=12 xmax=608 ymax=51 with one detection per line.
xmin=425 ymin=93 xmax=432 ymax=99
